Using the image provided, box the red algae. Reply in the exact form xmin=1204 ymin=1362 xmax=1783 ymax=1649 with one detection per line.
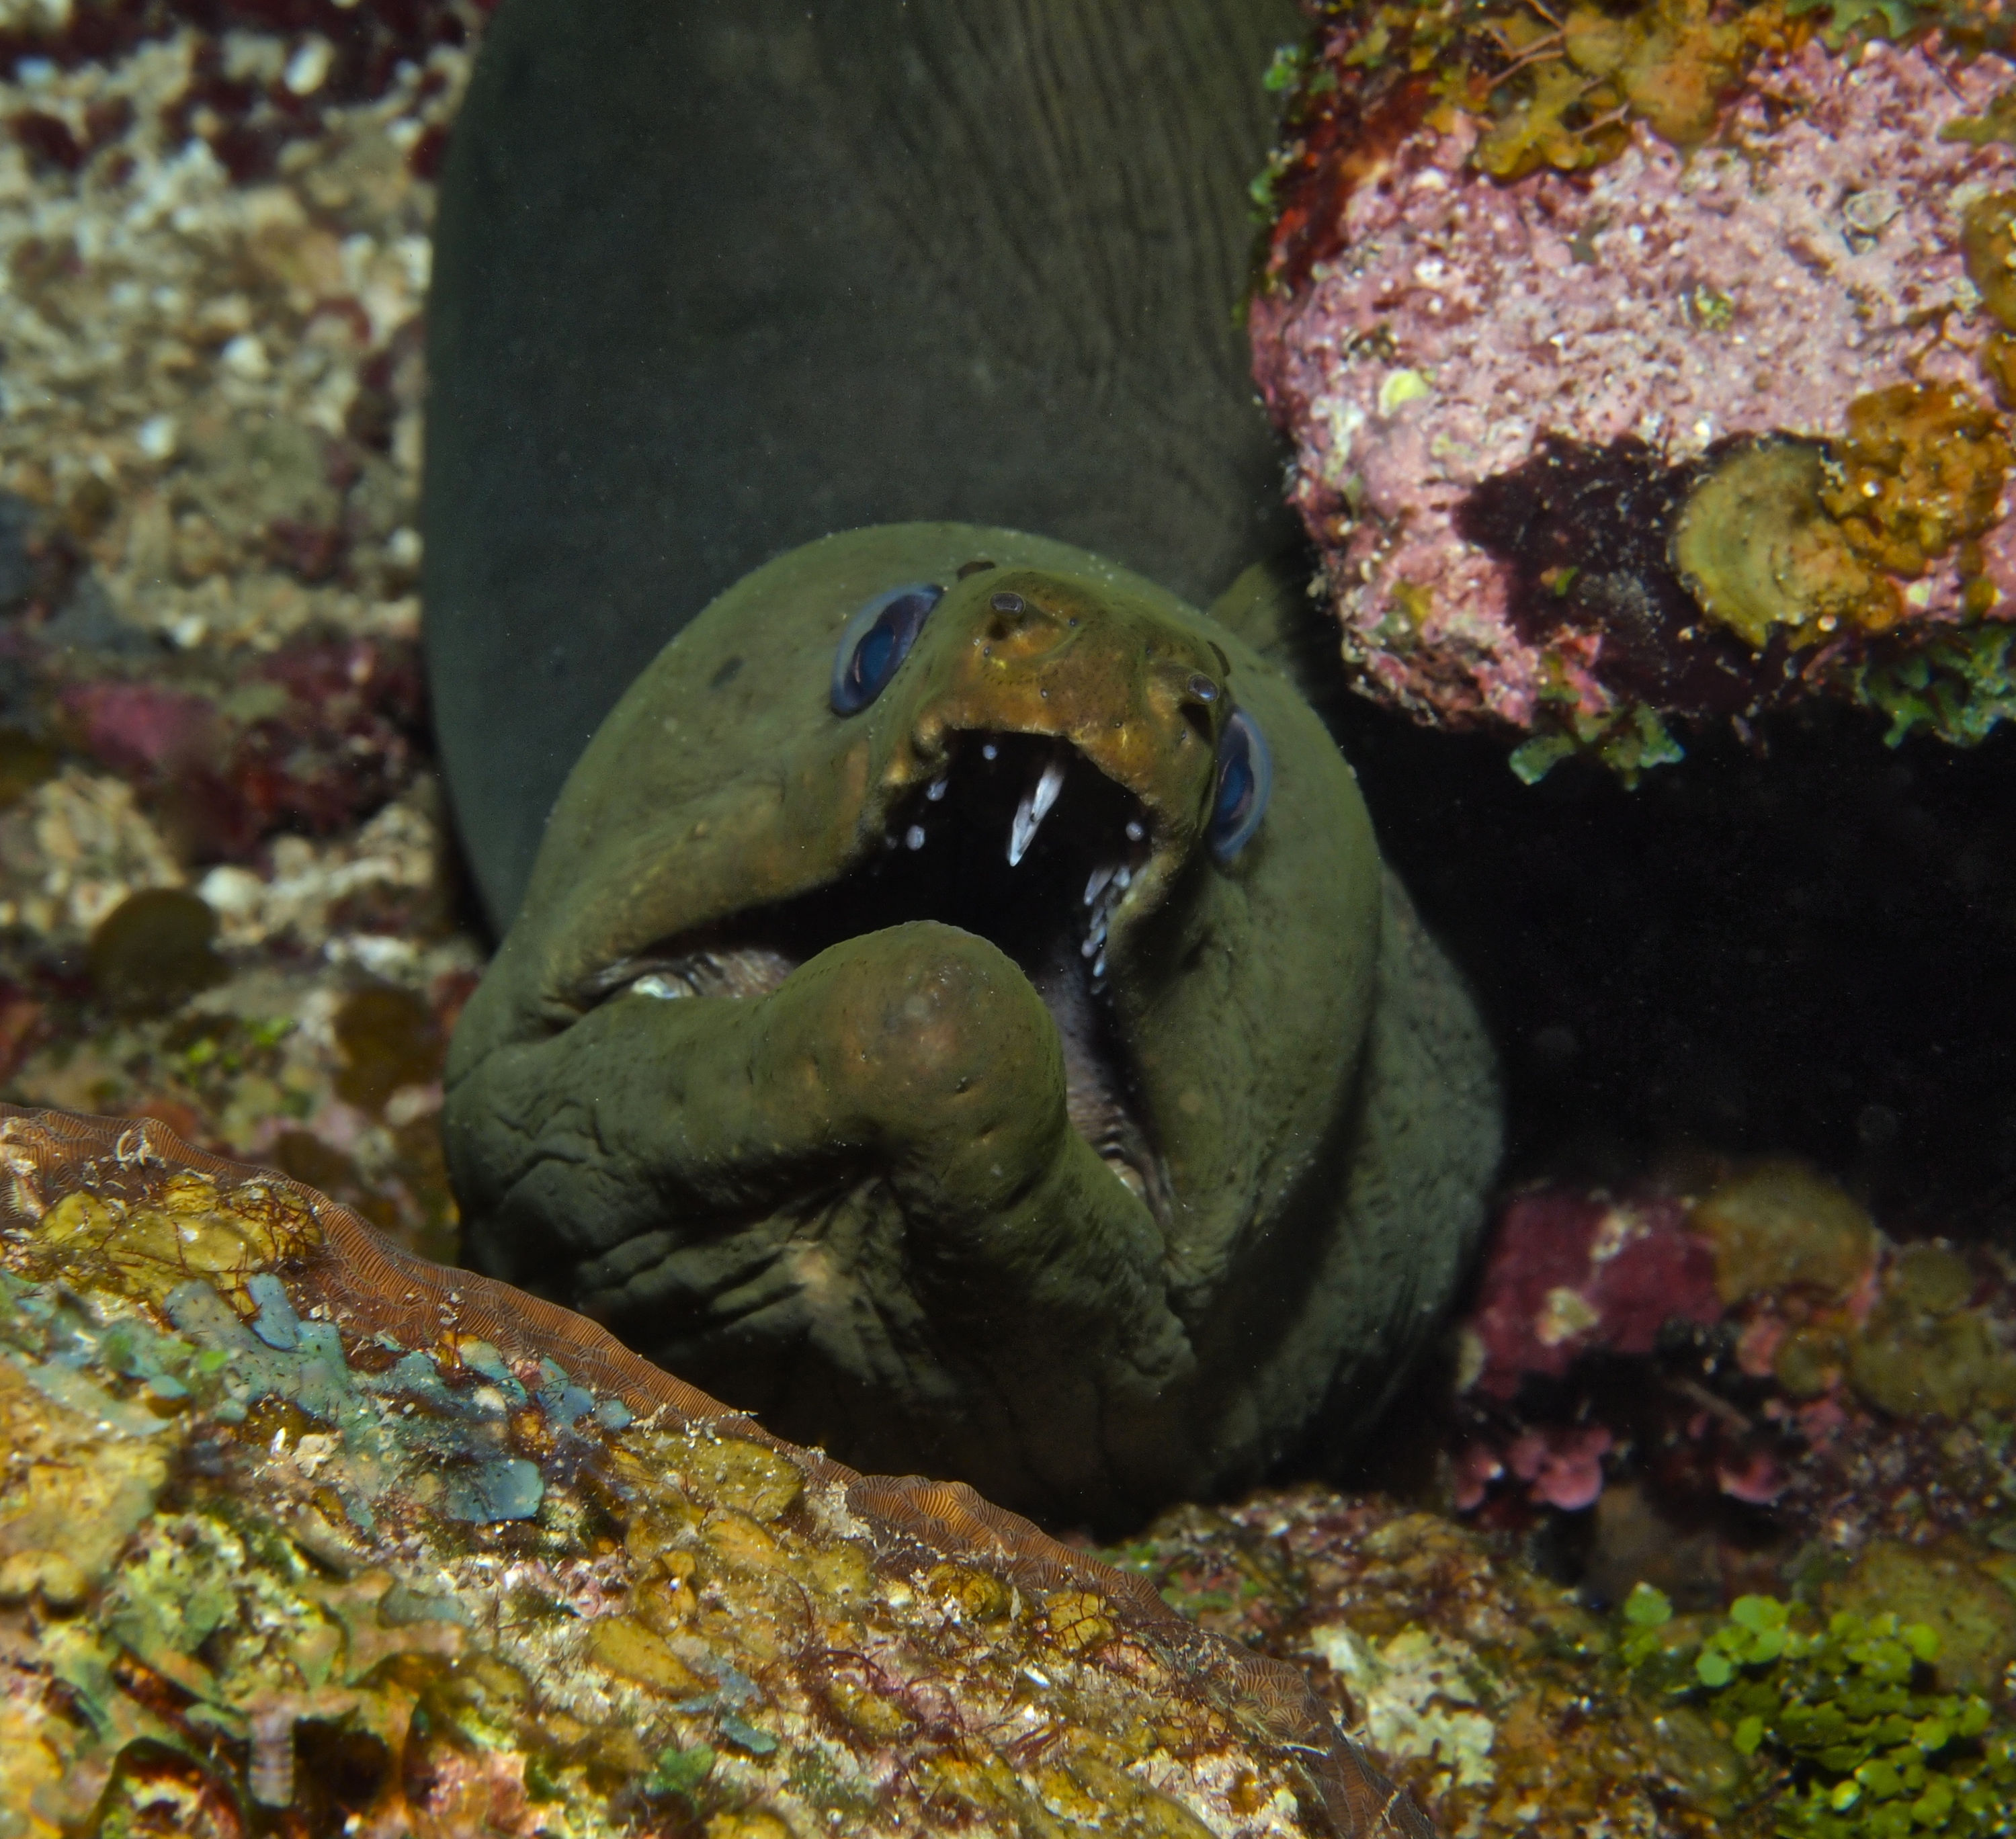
xmin=1439 ymin=1162 xmax=2016 ymax=1568
xmin=1465 ymin=1188 xmax=1722 ymax=1400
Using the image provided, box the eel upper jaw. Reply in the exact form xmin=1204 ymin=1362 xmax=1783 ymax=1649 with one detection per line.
xmin=582 ymin=726 xmax=1172 ymax=1208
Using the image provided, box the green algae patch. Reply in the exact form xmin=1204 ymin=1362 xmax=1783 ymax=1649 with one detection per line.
xmin=1690 ymin=1162 xmax=1878 ymax=1306
xmin=1671 ymin=441 xmax=1897 ymax=652
xmin=1851 ymin=619 xmax=2016 ymax=748
xmin=0 ymin=1103 xmax=1415 ymax=1837
xmin=1849 ymin=1267 xmax=2016 ymax=1420
xmin=1822 ymin=1541 xmax=2016 ymax=1697
xmin=1507 ymin=697 xmax=1686 ymax=787
xmin=1620 ymin=1587 xmax=2016 ymax=1836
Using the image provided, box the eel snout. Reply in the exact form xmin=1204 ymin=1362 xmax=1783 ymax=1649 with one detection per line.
xmin=581 ymin=566 xmax=1267 ymax=1211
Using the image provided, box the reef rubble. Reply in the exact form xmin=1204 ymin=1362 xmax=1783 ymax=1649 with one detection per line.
xmin=1102 ymin=1156 xmax=2016 ymax=1839
xmin=0 ymin=1 xmax=483 ymax=1258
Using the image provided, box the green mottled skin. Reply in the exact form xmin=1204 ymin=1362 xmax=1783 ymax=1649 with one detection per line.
xmin=445 ymin=525 xmax=1499 ymax=1527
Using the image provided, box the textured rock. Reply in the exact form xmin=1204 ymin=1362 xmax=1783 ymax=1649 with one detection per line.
xmin=1251 ymin=1 xmax=2016 ymax=777
xmin=0 ymin=1103 xmax=1431 ymax=1838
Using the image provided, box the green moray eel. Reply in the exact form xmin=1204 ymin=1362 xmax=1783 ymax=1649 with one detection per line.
xmin=443 ymin=525 xmax=1499 ymax=1527
xmin=425 ymin=0 xmax=1501 ymax=1523
xmin=423 ymin=0 xmax=1311 ymax=929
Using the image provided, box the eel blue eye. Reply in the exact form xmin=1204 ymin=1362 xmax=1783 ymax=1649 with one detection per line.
xmin=1208 ymin=708 xmax=1271 ymax=864
xmin=831 ymin=583 xmax=943 ymax=714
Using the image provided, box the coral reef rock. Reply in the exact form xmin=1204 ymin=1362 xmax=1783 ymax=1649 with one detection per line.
xmin=1253 ymin=0 xmax=2016 ymax=778
xmin=1112 ymin=1490 xmax=1755 ymax=1839
xmin=0 ymin=1103 xmax=1430 ymax=1838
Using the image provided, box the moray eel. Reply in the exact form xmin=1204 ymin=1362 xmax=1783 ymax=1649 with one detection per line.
xmin=443 ymin=525 xmax=1499 ymax=1525
xmin=423 ymin=0 xmax=1312 ymax=929
xmin=425 ymin=0 xmax=1501 ymax=1525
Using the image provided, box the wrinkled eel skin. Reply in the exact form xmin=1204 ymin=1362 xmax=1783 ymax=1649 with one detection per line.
xmin=443 ymin=527 xmax=1499 ymax=1526
xmin=425 ymin=1 xmax=1501 ymax=1527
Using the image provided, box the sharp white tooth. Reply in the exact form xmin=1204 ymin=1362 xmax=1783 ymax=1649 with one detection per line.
xmin=1092 ymin=951 xmax=1106 ymax=981
xmin=1081 ymin=915 xmax=1107 ymax=959
xmin=905 ymin=824 xmax=926 ymax=850
xmin=1032 ymin=757 xmax=1065 ymax=819
xmin=982 ymin=742 xmax=999 ymax=761
xmin=1007 ymin=755 xmax=1066 ymax=865
xmin=926 ymin=777 xmax=948 ymax=802
xmin=1114 ymin=865 xmax=1132 ymax=890
xmin=1125 ymin=819 xmax=1144 ymax=842
xmin=1085 ymin=865 xmax=1115 ymax=907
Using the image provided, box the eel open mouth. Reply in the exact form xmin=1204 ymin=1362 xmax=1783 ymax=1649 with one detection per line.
xmin=581 ymin=730 xmax=1163 ymax=1207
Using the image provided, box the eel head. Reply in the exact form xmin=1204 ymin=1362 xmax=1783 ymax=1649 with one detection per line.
xmin=444 ymin=523 xmax=1462 ymax=1525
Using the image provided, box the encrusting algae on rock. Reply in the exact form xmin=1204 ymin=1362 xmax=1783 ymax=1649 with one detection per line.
xmin=1250 ymin=0 xmax=2016 ymax=777
xmin=0 ymin=1103 xmax=1435 ymax=1838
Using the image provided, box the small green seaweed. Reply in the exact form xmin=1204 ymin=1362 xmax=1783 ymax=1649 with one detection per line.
xmin=1620 ymin=1587 xmax=2016 ymax=1836
xmin=1509 ymin=702 xmax=1685 ymax=786
xmin=1786 ymin=0 xmax=1923 ymax=47
xmin=1263 ymin=41 xmax=1308 ymax=93
xmin=646 ymin=1741 xmax=718 ymax=1800
xmin=1850 ymin=626 xmax=2016 ymax=749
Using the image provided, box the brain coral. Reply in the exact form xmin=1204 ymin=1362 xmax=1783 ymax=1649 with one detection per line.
xmin=1251 ymin=0 xmax=2016 ymax=777
xmin=0 ymin=1104 xmax=1429 ymax=1839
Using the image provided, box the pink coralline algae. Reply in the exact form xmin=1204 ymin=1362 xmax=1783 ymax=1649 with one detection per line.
xmin=1464 ymin=1188 xmax=1723 ymax=1400
xmin=1444 ymin=1162 xmax=2016 ymax=1586
xmin=1251 ymin=5 xmax=2016 ymax=776
xmin=60 ymin=634 xmax=425 ymax=859
xmin=1507 ymin=1423 xmax=1615 ymax=1511
xmin=1450 ymin=1185 xmax=1722 ymax=1515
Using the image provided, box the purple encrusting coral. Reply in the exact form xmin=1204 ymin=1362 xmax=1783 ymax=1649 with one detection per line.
xmin=1252 ymin=15 xmax=2016 ymax=773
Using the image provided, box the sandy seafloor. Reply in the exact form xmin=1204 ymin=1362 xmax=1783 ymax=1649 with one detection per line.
xmin=1 ymin=5 xmax=2015 ymax=1838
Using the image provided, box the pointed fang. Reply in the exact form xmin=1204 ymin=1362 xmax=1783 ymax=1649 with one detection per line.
xmin=1085 ymin=865 xmax=1116 ymax=906
xmin=1008 ymin=755 xmax=1066 ymax=865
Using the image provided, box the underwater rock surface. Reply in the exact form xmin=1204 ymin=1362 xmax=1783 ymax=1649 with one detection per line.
xmin=0 ymin=1102 xmax=1433 ymax=1838
xmin=1252 ymin=0 xmax=2016 ymax=779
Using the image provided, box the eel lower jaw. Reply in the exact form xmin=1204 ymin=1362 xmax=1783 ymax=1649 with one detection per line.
xmin=582 ymin=730 xmax=1165 ymax=1206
